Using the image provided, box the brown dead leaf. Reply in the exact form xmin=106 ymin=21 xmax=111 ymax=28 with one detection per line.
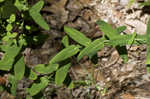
xmin=93 ymin=69 xmax=105 ymax=81
xmin=0 ymin=76 xmax=7 ymax=85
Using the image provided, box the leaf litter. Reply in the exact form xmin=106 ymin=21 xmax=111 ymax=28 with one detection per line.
xmin=3 ymin=0 xmax=150 ymax=99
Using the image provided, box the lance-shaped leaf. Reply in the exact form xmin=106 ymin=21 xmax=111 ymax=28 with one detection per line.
xmin=146 ymin=18 xmax=150 ymax=64
xmin=77 ymin=38 xmax=105 ymax=61
xmin=105 ymin=35 xmax=130 ymax=47
xmin=64 ymin=26 xmax=91 ymax=46
xmin=29 ymin=0 xmax=44 ymax=12
xmin=96 ymin=20 xmax=119 ymax=39
xmin=26 ymin=77 xmax=49 ymax=96
xmin=105 ymin=34 xmax=147 ymax=47
xmin=50 ymin=45 xmax=80 ymax=64
xmin=14 ymin=56 xmax=25 ymax=81
xmin=34 ymin=64 xmax=59 ymax=74
xmin=29 ymin=0 xmax=50 ymax=30
xmin=55 ymin=63 xmax=71 ymax=86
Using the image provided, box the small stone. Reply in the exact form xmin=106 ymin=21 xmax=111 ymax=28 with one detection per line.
xmin=125 ymin=19 xmax=146 ymax=34
xmin=120 ymin=0 xmax=129 ymax=6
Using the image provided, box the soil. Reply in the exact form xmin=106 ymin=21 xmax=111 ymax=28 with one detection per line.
xmin=1 ymin=0 xmax=150 ymax=99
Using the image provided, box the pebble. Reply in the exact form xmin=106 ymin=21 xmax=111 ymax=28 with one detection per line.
xmin=119 ymin=0 xmax=129 ymax=6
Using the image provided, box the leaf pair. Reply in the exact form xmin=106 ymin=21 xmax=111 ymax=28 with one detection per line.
xmin=64 ymin=26 xmax=105 ymax=61
xmin=34 ymin=64 xmax=59 ymax=74
xmin=26 ymin=77 xmax=49 ymax=96
xmin=32 ymin=45 xmax=79 ymax=87
xmin=64 ymin=21 xmax=128 ymax=62
xmin=49 ymin=45 xmax=79 ymax=86
xmin=97 ymin=19 xmax=150 ymax=66
xmin=64 ymin=20 xmax=148 ymax=63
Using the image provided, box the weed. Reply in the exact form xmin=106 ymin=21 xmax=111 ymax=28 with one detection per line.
xmin=0 ymin=0 xmax=150 ymax=98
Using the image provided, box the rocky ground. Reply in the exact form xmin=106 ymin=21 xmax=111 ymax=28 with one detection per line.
xmin=1 ymin=0 xmax=150 ymax=99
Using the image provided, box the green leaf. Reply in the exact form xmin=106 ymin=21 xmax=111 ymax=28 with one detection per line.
xmin=64 ymin=26 xmax=91 ymax=46
xmin=29 ymin=69 xmax=37 ymax=80
xmin=105 ymin=34 xmax=147 ymax=47
xmin=6 ymin=24 xmax=13 ymax=32
xmin=26 ymin=77 xmax=49 ymax=96
xmin=14 ymin=56 xmax=25 ymax=81
xmin=55 ymin=63 xmax=71 ymax=86
xmin=29 ymin=0 xmax=44 ymax=12
xmin=0 ymin=41 xmax=11 ymax=51
xmin=8 ymin=75 xmax=17 ymax=96
xmin=116 ymin=26 xmax=126 ymax=33
xmin=128 ymin=31 xmax=136 ymax=45
xmin=77 ymin=38 xmax=105 ymax=61
xmin=146 ymin=18 xmax=150 ymax=64
xmin=8 ymin=14 xmax=16 ymax=23
xmin=0 ymin=44 xmax=22 ymax=71
xmin=0 ymin=0 xmax=4 ymax=3
xmin=96 ymin=20 xmax=119 ymax=39
xmin=14 ymin=0 xmax=29 ymax=11
xmin=50 ymin=45 xmax=80 ymax=64
xmin=68 ymin=81 xmax=74 ymax=89
xmin=25 ymin=25 xmax=31 ymax=30
xmin=62 ymin=35 xmax=69 ymax=47
xmin=30 ymin=11 xmax=49 ymax=30
xmin=29 ymin=0 xmax=50 ymax=30
xmin=104 ymin=33 xmax=145 ymax=63
xmin=34 ymin=64 xmax=59 ymax=74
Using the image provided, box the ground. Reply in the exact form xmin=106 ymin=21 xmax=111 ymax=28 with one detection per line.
xmin=1 ymin=0 xmax=150 ymax=99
